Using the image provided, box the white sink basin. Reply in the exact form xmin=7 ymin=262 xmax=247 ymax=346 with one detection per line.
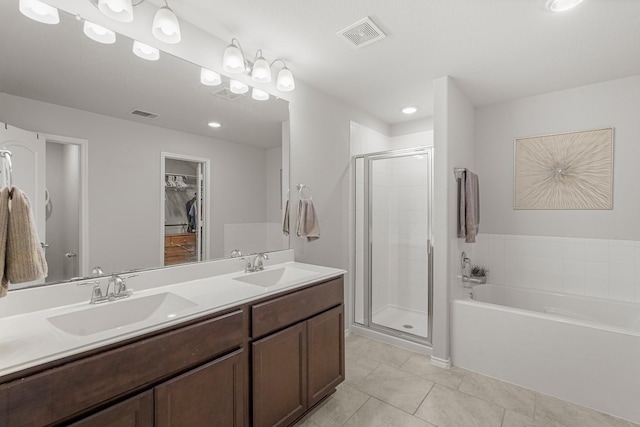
xmin=47 ymin=292 xmax=197 ymax=336
xmin=233 ymin=266 xmax=318 ymax=288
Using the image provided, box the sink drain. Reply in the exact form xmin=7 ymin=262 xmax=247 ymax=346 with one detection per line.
xmin=403 ymin=324 xmax=414 ymax=329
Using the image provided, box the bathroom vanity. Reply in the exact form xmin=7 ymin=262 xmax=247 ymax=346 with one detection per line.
xmin=0 ymin=256 xmax=344 ymax=427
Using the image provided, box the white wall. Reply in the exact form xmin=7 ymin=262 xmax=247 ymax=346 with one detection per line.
xmin=432 ymin=76 xmax=476 ymax=365
xmin=475 ymin=75 xmax=640 ymax=240
xmin=0 ymin=93 xmax=271 ymax=274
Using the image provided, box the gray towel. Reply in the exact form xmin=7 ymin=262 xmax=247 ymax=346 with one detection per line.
xmin=0 ymin=188 xmax=9 ymax=297
xmin=296 ymin=199 xmax=320 ymax=241
xmin=282 ymin=199 xmax=290 ymax=236
xmin=457 ymin=171 xmax=480 ymax=243
xmin=5 ymin=187 xmax=48 ymax=286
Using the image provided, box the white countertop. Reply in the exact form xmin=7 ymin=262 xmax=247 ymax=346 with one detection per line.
xmin=0 ymin=257 xmax=345 ymax=379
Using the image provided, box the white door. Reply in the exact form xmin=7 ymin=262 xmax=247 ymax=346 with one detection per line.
xmin=1 ymin=124 xmax=47 ymax=286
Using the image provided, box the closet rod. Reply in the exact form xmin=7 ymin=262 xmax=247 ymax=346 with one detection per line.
xmin=165 ymin=173 xmax=197 ymax=178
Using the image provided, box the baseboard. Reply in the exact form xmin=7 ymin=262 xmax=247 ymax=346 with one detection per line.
xmin=430 ymin=355 xmax=452 ymax=369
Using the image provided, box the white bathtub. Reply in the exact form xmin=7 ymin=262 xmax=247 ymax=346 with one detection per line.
xmin=451 ymin=284 xmax=640 ymax=424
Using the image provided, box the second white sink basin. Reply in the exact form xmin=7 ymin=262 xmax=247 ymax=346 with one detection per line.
xmin=233 ymin=266 xmax=318 ymax=288
xmin=47 ymin=292 xmax=197 ymax=336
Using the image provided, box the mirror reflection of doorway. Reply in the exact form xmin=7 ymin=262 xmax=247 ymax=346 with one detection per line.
xmin=162 ymin=154 xmax=209 ymax=266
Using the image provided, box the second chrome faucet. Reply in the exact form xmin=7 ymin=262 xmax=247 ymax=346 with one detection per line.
xmin=245 ymin=253 xmax=269 ymax=273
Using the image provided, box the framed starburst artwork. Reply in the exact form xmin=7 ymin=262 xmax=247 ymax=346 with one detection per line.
xmin=514 ymin=128 xmax=614 ymax=210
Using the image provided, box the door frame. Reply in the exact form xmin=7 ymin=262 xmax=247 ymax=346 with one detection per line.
xmin=40 ymin=133 xmax=89 ymax=279
xmin=160 ymin=152 xmax=211 ymax=265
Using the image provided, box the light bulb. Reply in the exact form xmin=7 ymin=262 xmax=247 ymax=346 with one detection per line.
xmin=200 ymin=68 xmax=221 ymax=86
xmin=252 ymin=88 xmax=269 ymax=101
xmin=402 ymin=106 xmax=418 ymax=115
xmin=133 ymin=41 xmax=159 ymax=61
xmin=98 ymin=0 xmax=133 ymax=23
xmin=229 ymin=80 xmax=249 ymax=94
xmin=208 ymin=121 xmax=222 ymax=128
xmin=152 ymin=6 xmax=181 ymax=44
xmin=83 ymin=21 xmax=116 ymax=44
xmin=19 ymin=0 xmax=59 ymax=25
xmin=546 ymin=0 xmax=585 ymax=12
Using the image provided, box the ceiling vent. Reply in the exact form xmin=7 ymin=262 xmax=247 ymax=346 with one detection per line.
xmin=211 ymin=87 xmax=245 ymax=102
xmin=130 ymin=109 xmax=158 ymax=119
xmin=337 ymin=17 xmax=386 ymax=48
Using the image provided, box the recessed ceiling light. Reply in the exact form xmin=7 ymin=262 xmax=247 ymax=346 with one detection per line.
xmin=546 ymin=0 xmax=584 ymax=12
xmin=208 ymin=121 xmax=221 ymax=128
xmin=402 ymin=106 xmax=418 ymax=115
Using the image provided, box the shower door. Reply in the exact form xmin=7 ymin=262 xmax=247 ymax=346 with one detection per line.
xmin=354 ymin=148 xmax=433 ymax=344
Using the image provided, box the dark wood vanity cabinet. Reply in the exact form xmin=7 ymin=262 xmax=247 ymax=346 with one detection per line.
xmin=251 ymin=278 xmax=345 ymax=427
xmin=0 ymin=274 xmax=344 ymax=427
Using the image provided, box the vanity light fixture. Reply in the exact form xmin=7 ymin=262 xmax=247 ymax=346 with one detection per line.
xmin=152 ymin=1 xmax=181 ymax=44
xmin=229 ymin=79 xmax=249 ymax=95
xmin=19 ymin=0 xmax=60 ymax=25
xmin=252 ymin=88 xmax=269 ymax=101
xmin=83 ymin=20 xmax=116 ymax=44
xmin=200 ymin=68 xmax=222 ymax=86
xmin=132 ymin=41 xmax=159 ymax=60
xmin=97 ymin=0 xmax=133 ymax=23
xmin=208 ymin=121 xmax=222 ymax=128
xmin=546 ymin=0 xmax=585 ymax=12
xmin=223 ymin=39 xmax=296 ymax=92
xmin=402 ymin=106 xmax=418 ymax=115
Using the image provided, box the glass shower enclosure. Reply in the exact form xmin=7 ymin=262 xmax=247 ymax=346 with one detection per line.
xmin=353 ymin=147 xmax=433 ymax=344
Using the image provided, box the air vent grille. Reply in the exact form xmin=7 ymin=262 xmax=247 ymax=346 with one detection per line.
xmin=337 ymin=17 xmax=386 ymax=48
xmin=212 ymin=87 xmax=245 ymax=101
xmin=130 ymin=109 xmax=158 ymax=119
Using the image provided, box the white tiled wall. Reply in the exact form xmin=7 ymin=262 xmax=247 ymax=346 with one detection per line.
xmin=471 ymin=233 xmax=640 ymax=303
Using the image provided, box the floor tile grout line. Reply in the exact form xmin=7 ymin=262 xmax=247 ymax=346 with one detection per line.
xmin=412 ymin=381 xmax=436 ymax=417
xmin=338 ymin=395 xmax=371 ymax=427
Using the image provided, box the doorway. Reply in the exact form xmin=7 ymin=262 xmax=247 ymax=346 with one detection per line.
xmin=161 ymin=153 xmax=210 ymax=266
xmin=353 ymin=147 xmax=433 ymax=344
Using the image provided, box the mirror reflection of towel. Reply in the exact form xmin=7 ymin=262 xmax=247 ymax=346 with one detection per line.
xmin=296 ymin=199 xmax=320 ymax=241
xmin=0 ymin=188 xmax=9 ymax=297
xmin=1 ymin=187 xmax=48 ymax=297
xmin=282 ymin=199 xmax=290 ymax=236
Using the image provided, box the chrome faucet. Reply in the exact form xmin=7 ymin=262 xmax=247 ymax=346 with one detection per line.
xmin=77 ymin=274 xmax=137 ymax=304
xmin=245 ymin=253 xmax=269 ymax=273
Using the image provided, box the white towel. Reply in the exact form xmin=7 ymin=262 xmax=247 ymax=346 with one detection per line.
xmin=4 ymin=187 xmax=48 ymax=287
xmin=464 ymin=171 xmax=480 ymax=243
xmin=296 ymin=199 xmax=320 ymax=241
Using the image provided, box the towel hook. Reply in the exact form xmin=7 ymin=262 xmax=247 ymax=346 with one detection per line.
xmin=297 ymin=184 xmax=312 ymax=200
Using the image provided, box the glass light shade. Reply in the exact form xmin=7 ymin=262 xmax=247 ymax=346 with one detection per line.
xmin=402 ymin=106 xmax=418 ymax=114
xmin=98 ymin=0 xmax=133 ymax=23
xmin=546 ymin=0 xmax=584 ymax=11
xmin=133 ymin=41 xmax=159 ymax=61
xmin=251 ymin=88 xmax=269 ymax=101
xmin=251 ymin=56 xmax=272 ymax=83
xmin=223 ymin=44 xmax=245 ymax=73
xmin=19 ymin=0 xmax=59 ymax=25
xmin=152 ymin=6 xmax=181 ymax=44
xmin=200 ymin=68 xmax=221 ymax=86
xmin=229 ymin=79 xmax=249 ymax=94
xmin=276 ymin=67 xmax=295 ymax=92
xmin=83 ymin=21 xmax=116 ymax=44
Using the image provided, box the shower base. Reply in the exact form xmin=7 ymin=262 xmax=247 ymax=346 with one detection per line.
xmin=372 ymin=305 xmax=428 ymax=338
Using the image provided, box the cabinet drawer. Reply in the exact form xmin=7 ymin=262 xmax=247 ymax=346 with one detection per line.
xmin=1 ymin=309 xmax=244 ymax=426
xmin=251 ymin=276 xmax=343 ymax=339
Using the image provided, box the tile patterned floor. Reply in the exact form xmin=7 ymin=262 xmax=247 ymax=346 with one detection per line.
xmin=294 ymin=334 xmax=639 ymax=427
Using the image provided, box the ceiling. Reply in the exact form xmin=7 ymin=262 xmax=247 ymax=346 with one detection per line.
xmin=165 ymin=0 xmax=640 ymax=125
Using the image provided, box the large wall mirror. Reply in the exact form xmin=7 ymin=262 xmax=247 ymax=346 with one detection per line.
xmin=0 ymin=1 xmax=290 ymax=288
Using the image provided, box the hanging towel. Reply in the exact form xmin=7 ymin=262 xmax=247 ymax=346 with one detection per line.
xmin=296 ymin=199 xmax=320 ymax=241
xmin=282 ymin=199 xmax=290 ymax=236
xmin=457 ymin=171 xmax=480 ymax=243
xmin=0 ymin=187 xmax=9 ymax=297
xmin=4 ymin=187 xmax=48 ymax=286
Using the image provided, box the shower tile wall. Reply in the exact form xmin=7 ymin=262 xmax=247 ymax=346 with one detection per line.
xmin=471 ymin=233 xmax=640 ymax=303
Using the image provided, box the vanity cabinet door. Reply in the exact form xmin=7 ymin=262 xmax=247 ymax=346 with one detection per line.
xmin=155 ymin=349 xmax=246 ymax=427
xmin=69 ymin=390 xmax=153 ymax=427
xmin=252 ymin=322 xmax=307 ymax=427
xmin=307 ymin=305 xmax=345 ymax=407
